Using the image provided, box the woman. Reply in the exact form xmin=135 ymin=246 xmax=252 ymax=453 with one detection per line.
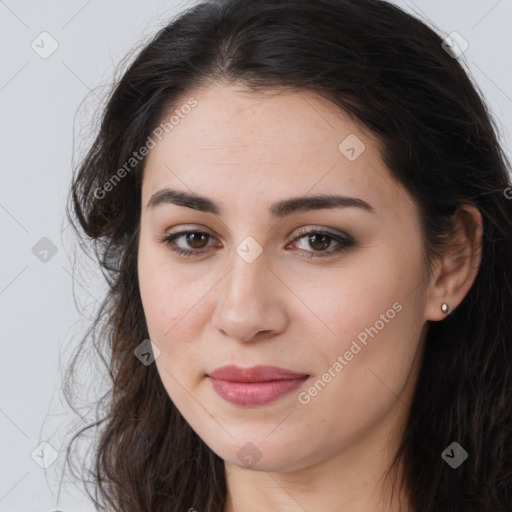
xmin=64 ymin=0 xmax=512 ymax=510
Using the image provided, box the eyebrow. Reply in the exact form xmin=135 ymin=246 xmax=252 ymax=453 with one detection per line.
xmin=146 ymin=188 xmax=375 ymax=217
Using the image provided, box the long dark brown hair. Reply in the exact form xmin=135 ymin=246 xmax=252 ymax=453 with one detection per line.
xmin=63 ymin=0 xmax=512 ymax=510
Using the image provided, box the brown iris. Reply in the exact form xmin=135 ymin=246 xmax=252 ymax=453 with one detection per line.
xmin=306 ymin=233 xmax=331 ymax=251
xmin=185 ymin=232 xmax=209 ymax=249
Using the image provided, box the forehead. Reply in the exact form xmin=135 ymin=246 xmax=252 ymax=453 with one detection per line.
xmin=141 ymin=81 xmax=412 ymax=217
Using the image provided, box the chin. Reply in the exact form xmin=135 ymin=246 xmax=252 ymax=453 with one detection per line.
xmin=207 ymin=437 xmax=313 ymax=473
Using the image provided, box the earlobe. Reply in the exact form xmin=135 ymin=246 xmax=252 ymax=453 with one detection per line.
xmin=424 ymin=204 xmax=483 ymax=322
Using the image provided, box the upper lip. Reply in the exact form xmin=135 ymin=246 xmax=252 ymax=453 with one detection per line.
xmin=209 ymin=364 xmax=309 ymax=382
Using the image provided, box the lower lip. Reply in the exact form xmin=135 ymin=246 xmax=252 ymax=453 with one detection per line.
xmin=208 ymin=376 xmax=308 ymax=406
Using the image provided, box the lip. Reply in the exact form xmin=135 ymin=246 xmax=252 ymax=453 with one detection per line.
xmin=207 ymin=365 xmax=309 ymax=406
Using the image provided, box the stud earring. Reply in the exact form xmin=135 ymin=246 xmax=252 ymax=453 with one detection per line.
xmin=441 ymin=303 xmax=450 ymax=314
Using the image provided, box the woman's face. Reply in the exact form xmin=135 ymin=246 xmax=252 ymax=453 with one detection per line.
xmin=137 ymin=82 xmax=432 ymax=472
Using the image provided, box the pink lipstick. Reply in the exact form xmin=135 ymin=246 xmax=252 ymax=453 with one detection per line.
xmin=208 ymin=364 xmax=309 ymax=406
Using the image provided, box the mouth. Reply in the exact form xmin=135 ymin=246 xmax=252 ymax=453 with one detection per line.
xmin=207 ymin=364 xmax=310 ymax=406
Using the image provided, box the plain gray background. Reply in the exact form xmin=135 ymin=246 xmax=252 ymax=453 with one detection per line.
xmin=1 ymin=1 xmax=511 ymax=510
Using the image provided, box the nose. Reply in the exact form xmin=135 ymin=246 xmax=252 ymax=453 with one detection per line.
xmin=211 ymin=250 xmax=288 ymax=343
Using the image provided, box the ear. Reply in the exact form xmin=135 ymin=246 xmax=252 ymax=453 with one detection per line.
xmin=424 ymin=204 xmax=483 ymax=321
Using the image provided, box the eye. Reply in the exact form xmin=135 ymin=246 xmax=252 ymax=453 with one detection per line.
xmin=287 ymin=227 xmax=355 ymax=258
xmin=160 ymin=230 xmax=219 ymax=257
xmin=159 ymin=227 xmax=354 ymax=258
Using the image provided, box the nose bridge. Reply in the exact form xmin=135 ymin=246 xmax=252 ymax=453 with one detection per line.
xmin=212 ymin=244 xmax=286 ymax=341
xmin=221 ymin=245 xmax=269 ymax=312
xmin=222 ymin=227 xmax=269 ymax=296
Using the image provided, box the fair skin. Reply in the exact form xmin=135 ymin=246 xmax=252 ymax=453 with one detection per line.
xmin=137 ymin=81 xmax=482 ymax=512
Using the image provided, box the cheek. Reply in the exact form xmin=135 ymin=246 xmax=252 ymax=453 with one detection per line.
xmin=138 ymin=240 xmax=191 ymax=327
xmin=308 ymin=252 xmax=421 ymax=350
xmin=138 ymin=243 xmax=182 ymax=342
xmin=303 ymin=245 xmax=426 ymax=399
xmin=138 ymin=255 xmax=205 ymax=394
xmin=306 ymin=252 xmax=425 ymax=411
xmin=137 ymin=244 xmax=216 ymax=375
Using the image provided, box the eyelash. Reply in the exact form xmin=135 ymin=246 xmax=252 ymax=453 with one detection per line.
xmin=159 ymin=227 xmax=355 ymax=259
